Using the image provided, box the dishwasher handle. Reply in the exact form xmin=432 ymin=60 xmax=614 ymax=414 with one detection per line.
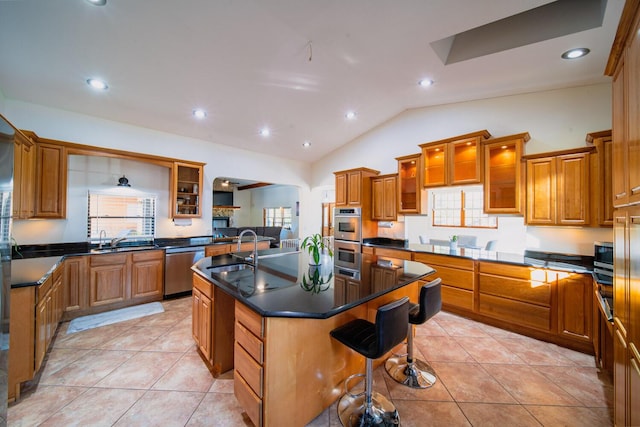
xmin=165 ymin=246 xmax=206 ymax=254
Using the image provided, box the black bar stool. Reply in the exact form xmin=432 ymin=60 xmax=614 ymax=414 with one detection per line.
xmin=385 ymin=277 xmax=442 ymax=389
xmin=330 ymin=297 xmax=410 ymax=426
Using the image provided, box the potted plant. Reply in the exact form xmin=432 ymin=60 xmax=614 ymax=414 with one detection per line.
xmin=301 ymin=266 xmax=333 ymax=294
xmin=301 ymin=233 xmax=333 ymax=265
xmin=449 ymin=235 xmax=458 ymax=250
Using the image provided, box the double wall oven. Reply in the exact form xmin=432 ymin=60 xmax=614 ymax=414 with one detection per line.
xmin=334 ymin=207 xmax=363 ymax=271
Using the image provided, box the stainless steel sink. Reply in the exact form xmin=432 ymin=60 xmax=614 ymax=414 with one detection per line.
xmin=90 ymin=245 xmax=158 ymax=254
xmin=208 ymin=263 xmax=254 ymax=274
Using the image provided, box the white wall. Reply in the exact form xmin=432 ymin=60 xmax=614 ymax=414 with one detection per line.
xmin=312 ymin=83 xmax=614 ymax=255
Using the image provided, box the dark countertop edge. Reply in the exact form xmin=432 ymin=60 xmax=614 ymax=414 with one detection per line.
xmin=362 ymin=240 xmax=594 ymax=274
xmin=11 ymin=256 xmax=64 ymax=289
xmin=192 ymin=263 xmax=436 ymax=319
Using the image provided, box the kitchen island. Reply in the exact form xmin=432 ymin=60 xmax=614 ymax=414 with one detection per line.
xmin=191 ymin=249 xmax=434 ymax=427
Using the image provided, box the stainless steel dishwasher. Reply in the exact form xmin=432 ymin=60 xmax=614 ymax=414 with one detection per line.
xmin=164 ymin=246 xmax=205 ymax=297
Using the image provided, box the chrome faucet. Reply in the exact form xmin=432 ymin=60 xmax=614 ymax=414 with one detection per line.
xmin=237 ymin=229 xmax=258 ymax=267
xmin=99 ymin=230 xmax=107 ymax=249
xmin=110 ymin=229 xmax=132 ymax=248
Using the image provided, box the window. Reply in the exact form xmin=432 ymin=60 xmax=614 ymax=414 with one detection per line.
xmin=87 ymin=190 xmax=156 ymax=244
xmin=432 ymin=187 xmax=497 ymax=228
xmin=263 ymin=207 xmax=292 ymax=228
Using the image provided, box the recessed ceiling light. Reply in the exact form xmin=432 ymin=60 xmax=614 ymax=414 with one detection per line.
xmin=86 ymin=0 xmax=107 ymax=5
xmin=302 ymin=141 xmax=311 ymax=148
xmin=418 ymin=78 xmax=433 ymax=87
xmin=192 ymin=109 xmax=207 ymax=119
xmin=86 ymin=78 xmax=108 ymax=90
xmin=561 ymin=48 xmax=590 ymax=60
xmin=345 ymin=111 xmax=357 ymax=120
xmin=260 ymin=127 xmax=270 ymax=137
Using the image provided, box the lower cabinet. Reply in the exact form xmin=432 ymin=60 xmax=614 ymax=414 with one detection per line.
xmin=130 ymin=250 xmax=164 ymax=300
xmin=192 ymin=273 xmax=235 ymax=375
xmin=63 ymin=256 xmax=88 ymax=313
xmin=413 ymin=253 xmax=475 ymax=311
xmin=205 ymin=241 xmax=271 ymax=257
xmin=557 ymin=273 xmax=592 ymax=344
xmin=35 ymin=265 xmax=63 ymax=373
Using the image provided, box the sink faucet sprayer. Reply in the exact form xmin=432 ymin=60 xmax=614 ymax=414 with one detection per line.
xmin=237 ymin=229 xmax=259 ymax=268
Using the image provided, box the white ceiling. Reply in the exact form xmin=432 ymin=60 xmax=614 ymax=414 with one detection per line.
xmin=0 ymin=0 xmax=624 ymax=163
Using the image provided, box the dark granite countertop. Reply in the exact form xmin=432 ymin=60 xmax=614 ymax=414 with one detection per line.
xmin=192 ymin=249 xmax=435 ymax=319
xmin=362 ymin=237 xmax=594 ymax=274
xmin=11 ymin=256 xmax=64 ymax=288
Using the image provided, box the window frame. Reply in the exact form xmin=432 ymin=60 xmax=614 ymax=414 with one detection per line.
xmin=431 ymin=187 xmax=498 ymax=229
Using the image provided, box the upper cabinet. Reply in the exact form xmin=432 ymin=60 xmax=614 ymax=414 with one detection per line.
xmin=371 ymin=173 xmax=397 ymax=221
xmin=334 ymin=167 xmax=379 ymax=207
xmin=419 ymin=130 xmax=490 ymax=188
xmin=12 ymin=130 xmax=36 ymax=219
xmin=172 ymin=162 xmax=204 ymax=218
xmin=587 ymin=130 xmax=614 ymax=226
xmin=524 ymin=147 xmax=593 ymax=226
xmin=34 ymin=141 xmax=67 ymax=219
xmin=482 ymin=132 xmax=529 ymax=215
xmin=396 ymin=153 xmax=422 ymax=214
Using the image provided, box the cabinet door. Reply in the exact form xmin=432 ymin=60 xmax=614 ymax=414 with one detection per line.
xmin=614 ymin=212 xmax=629 ymax=339
xmin=12 ymin=138 xmax=22 ymax=218
xmin=63 ymin=256 xmax=88 ymax=312
xmin=35 ymin=294 xmax=50 ymax=372
xmin=131 ymin=251 xmax=164 ymax=300
xmin=192 ymin=287 xmax=202 ymax=344
xmin=335 ymin=173 xmax=347 ymax=206
xmin=172 ymin=162 xmax=203 ymax=218
xmin=526 ymin=157 xmax=556 ymax=224
xmin=450 ymin=138 xmax=481 ymax=185
xmin=614 ymin=326 xmax=628 ymax=427
xmin=371 ymin=177 xmax=385 ymax=220
xmin=198 ymin=293 xmax=212 ymax=362
xmin=20 ymin=138 xmax=36 ymax=218
xmin=592 ymin=134 xmax=614 ymax=226
xmin=34 ymin=142 xmax=67 ymax=218
xmin=422 ymin=143 xmax=447 ymax=187
xmin=630 ymin=343 xmax=640 ymax=427
xmin=628 ymin=20 xmax=640 ymax=205
xmin=629 ymin=211 xmax=640 ymax=348
xmin=557 ymin=273 xmax=592 ymax=343
xmin=397 ymin=154 xmax=421 ymax=214
xmin=382 ymin=175 xmax=397 ymax=219
xmin=346 ymin=170 xmax=362 ymax=206
xmin=612 ymin=62 xmax=628 ymax=207
xmin=206 ymin=244 xmax=231 ymax=257
xmin=89 ymin=254 xmax=129 ymax=307
xmin=556 ymin=153 xmax=590 ymax=225
xmin=483 ymin=135 xmax=527 ymax=214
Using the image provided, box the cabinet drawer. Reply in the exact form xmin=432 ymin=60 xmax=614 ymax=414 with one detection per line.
xmin=435 ymin=265 xmax=474 ymax=291
xmin=90 ymin=253 xmax=128 ymax=267
xmin=131 ymin=249 xmax=163 ymax=262
xmin=192 ymin=274 xmax=213 ymax=299
xmin=37 ymin=277 xmax=52 ymax=300
xmin=479 ymin=274 xmax=551 ymax=306
xmin=441 ymin=285 xmax=473 ymax=311
xmin=236 ymin=302 xmax=264 ymax=338
xmin=235 ymin=371 xmax=262 ymax=427
xmin=414 ymin=253 xmax=474 ymax=270
xmin=479 ymin=261 xmax=557 ymax=282
xmin=375 ymin=248 xmax=411 ymax=260
xmin=479 ymin=294 xmax=550 ymax=331
xmin=235 ymin=320 xmax=264 ymax=364
xmin=235 ymin=342 xmax=263 ymax=398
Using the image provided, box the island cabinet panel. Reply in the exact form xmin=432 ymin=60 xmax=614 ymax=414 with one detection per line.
xmin=130 ymin=250 xmax=164 ymax=300
xmin=205 ymin=244 xmax=232 ymax=257
xmin=8 ymin=286 xmax=36 ymax=402
xmin=35 ymin=265 xmax=64 ymax=373
xmin=478 ymin=262 xmax=553 ymax=332
xmin=89 ymin=253 xmax=129 ymax=307
xmin=557 ymin=273 xmax=592 ymax=344
xmin=193 ymin=273 xmax=235 ymax=376
xmin=413 ymin=253 xmax=475 ymax=311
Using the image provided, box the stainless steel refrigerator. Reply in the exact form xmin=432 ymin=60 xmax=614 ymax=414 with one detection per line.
xmin=0 ymin=115 xmax=15 ymax=424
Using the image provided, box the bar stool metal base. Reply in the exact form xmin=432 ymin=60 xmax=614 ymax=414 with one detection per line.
xmin=337 ymin=391 xmax=400 ymax=426
xmin=385 ymin=354 xmax=437 ymax=389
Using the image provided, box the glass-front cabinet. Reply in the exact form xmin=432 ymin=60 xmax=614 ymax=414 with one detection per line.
xmin=396 ymin=153 xmax=421 ymax=214
xmin=172 ymin=162 xmax=204 ymax=218
xmin=482 ymin=132 xmax=529 ymax=214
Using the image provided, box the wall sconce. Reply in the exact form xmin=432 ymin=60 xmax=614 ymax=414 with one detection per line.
xmin=117 ymin=175 xmax=131 ymax=187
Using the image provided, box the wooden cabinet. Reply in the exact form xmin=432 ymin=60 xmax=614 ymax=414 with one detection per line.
xmin=206 ymin=244 xmax=232 ymax=257
xmin=234 ymin=302 xmax=265 ymax=427
xmin=8 ymin=286 xmax=36 ymax=402
xmin=35 ymin=265 xmax=63 ymax=373
xmin=172 ymin=162 xmax=204 ymax=217
xmin=524 ymin=148 xmax=593 ymax=226
xmin=478 ymin=262 xmax=553 ymax=332
xmin=334 ymin=167 xmax=379 ymax=207
xmin=396 ymin=153 xmax=422 ymax=214
xmin=482 ymin=132 xmax=529 ymax=214
xmin=131 ymin=250 xmax=164 ymax=300
xmin=192 ymin=273 xmax=235 ymax=375
xmin=34 ymin=142 xmax=67 ymax=218
xmin=414 ymin=253 xmax=475 ymax=312
xmin=89 ymin=253 xmax=129 ymax=307
xmin=587 ymin=130 xmax=614 ymax=226
xmin=371 ymin=173 xmax=397 ymax=220
xmin=63 ymin=256 xmax=88 ymax=313
xmin=557 ymin=273 xmax=592 ymax=345
xmin=12 ymin=131 xmax=36 ymax=219
xmin=419 ymin=130 xmax=490 ymax=188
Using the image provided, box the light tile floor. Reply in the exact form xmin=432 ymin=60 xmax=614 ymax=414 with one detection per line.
xmin=8 ymin=297 xmax=614 ymax=426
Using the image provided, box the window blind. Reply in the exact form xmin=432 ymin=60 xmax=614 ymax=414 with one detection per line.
xmin=87 ymin=190 xmax=156 ymax=243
